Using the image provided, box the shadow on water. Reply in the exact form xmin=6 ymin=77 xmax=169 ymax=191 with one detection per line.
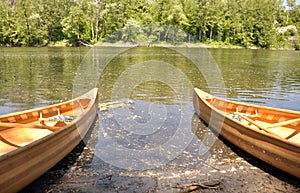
xmin=192 ymin=113 xmax=300 ymax=188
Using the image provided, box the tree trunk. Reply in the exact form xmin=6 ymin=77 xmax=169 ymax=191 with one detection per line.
xmin=22 ymin=2 xmax=31 ymax=46
xmin=95 ymin=0 xmax=104 ymax=41
xmin=91 ymin=21 xmax=94 ymax=40
xmin=198 ymin=27 xmax=202 ymax=42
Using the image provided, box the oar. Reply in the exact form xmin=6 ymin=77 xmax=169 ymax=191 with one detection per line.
xmin=264 ymin=118 xmax=300 ymax=129
xmin=0 ymin=122 xmax=59 ymax=132
xmin=233 ymin=112 xmax=281 ymax=137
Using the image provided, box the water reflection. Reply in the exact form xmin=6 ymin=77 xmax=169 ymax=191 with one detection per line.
xmin=92 ymin=46 xmax=300 ymax=171
xmin=97 ymin=47 xmax=205 ymax=103
xmin=0 ymin=47 xmax=89 ymax=115
xmin=209 ymin=48 xmax=300 ymax=110
xmin=8 ymin=47 xmax=299 ymax=192
xmin=1 ymin=47 xmax=298 ymax=114
xmin=94 ymin=47 xmax=205 ymax=170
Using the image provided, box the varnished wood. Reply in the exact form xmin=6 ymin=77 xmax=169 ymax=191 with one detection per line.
xmin=0 ymin=122 xmax=59 ymax=132
xmin=265 ymin=118 xmax=300 ymax=129
xmin=0 ymin=135 xmax=21 ymax=148
xmin=193 ymin=88 xmax=300 ymax=178
xmin=233 ymin=112 xmax=281 ymax=137
xmin=0 ymin=88 xmax=98 ymax=193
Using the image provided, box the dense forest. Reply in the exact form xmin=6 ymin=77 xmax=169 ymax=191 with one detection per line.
xmin=0 ymin=0 xmax=299 ymax=49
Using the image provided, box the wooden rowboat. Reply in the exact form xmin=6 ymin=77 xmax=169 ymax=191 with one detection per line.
xmin=193 ymin=88 xmax=300 ymax=178
xmin=0 ymin=88 xmax=98 ymax=192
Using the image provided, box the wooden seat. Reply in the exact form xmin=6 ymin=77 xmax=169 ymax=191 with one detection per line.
xmin=0 ymin=140 xmax=18 ymax=156
xmin=1 ymin=127 xmax=52 ymax=144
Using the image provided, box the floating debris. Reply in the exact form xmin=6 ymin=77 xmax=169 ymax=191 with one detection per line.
xmin=174 ymin=180 xmax=220 ymax=193
xmin=99 ymin=100 xmax=134 ymax=111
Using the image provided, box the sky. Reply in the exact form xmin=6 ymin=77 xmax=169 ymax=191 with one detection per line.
xmin=283 ymin=0 xmax=300 ymax=6
xmin=292 ymin=0 xmax=300 ymax=5
xmin=282 ymin=0 xmax=300 ymax=9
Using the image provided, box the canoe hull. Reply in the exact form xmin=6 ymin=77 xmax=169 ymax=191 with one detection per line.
xmin=193 ymin=88 xmax=300 ymax=178
xmin=0 ymin=88 xmax=98 ymax=192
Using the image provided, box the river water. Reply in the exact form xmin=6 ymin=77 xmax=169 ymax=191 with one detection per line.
xmin=0 ymin=47 xmax=299 ymax=192
xmin=1 ymin=47 xmax=299 ymax=113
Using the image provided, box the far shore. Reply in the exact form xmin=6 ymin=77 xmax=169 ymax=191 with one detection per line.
xmin=1 ymin=41 xmax=298 ymax=51
xmin=45 ymin=41 xmax=300 ymax=51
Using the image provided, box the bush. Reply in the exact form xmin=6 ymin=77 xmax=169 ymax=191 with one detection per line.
xmin=294 ymin=39 xmax=300 ymax=50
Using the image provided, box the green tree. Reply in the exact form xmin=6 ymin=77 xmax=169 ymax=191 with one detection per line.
xmin=35 ymin=0 xmax=68 ymax=44
xmin=0 ymin=0 xmax=296 ymax=48
xmin=13 ymin=0 xmax=33 ymax=45
xmin=61 ymin=0 xmax=92 ymax=45
xmin=121 ymin=19 xmax=143 ymax=43
xmin=0 ymin=1 xmax=12 ymax=45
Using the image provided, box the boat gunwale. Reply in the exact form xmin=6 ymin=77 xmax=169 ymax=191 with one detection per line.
xmin=0 ymin=88 xmax=98 ymax=161
xmin=194 ymin=88 xmax=300 ymax=149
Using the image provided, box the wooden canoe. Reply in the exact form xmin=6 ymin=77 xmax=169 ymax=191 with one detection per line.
xmin=193 ymin=88 xmax=300 ymax=178
xmin=0 ymin=88 xmax=98 ymax=192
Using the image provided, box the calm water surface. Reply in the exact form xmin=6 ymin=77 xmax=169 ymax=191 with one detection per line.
xmin=211 ymin=48 xmax=300 ymax=110
xmin=0 ymin=47 xmax=89 ymax=115
xmin=1 ymin=47 xmax=299 ymax=114
xmin=1 ymin=47 xmax=300 ymax=191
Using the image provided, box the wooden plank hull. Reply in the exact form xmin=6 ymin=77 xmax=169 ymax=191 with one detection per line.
xmin=0 ymin=88 xmax=98 ymax=193
xmin=193 ymin=88 xmax=300 ymax=178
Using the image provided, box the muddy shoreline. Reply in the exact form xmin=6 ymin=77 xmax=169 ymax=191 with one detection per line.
xmin=21 ymin=115 xmax=299 ymax=193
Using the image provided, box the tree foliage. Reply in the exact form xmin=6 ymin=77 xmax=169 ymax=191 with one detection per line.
xmin=0 ymin=0 xmax=299 ymax=48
